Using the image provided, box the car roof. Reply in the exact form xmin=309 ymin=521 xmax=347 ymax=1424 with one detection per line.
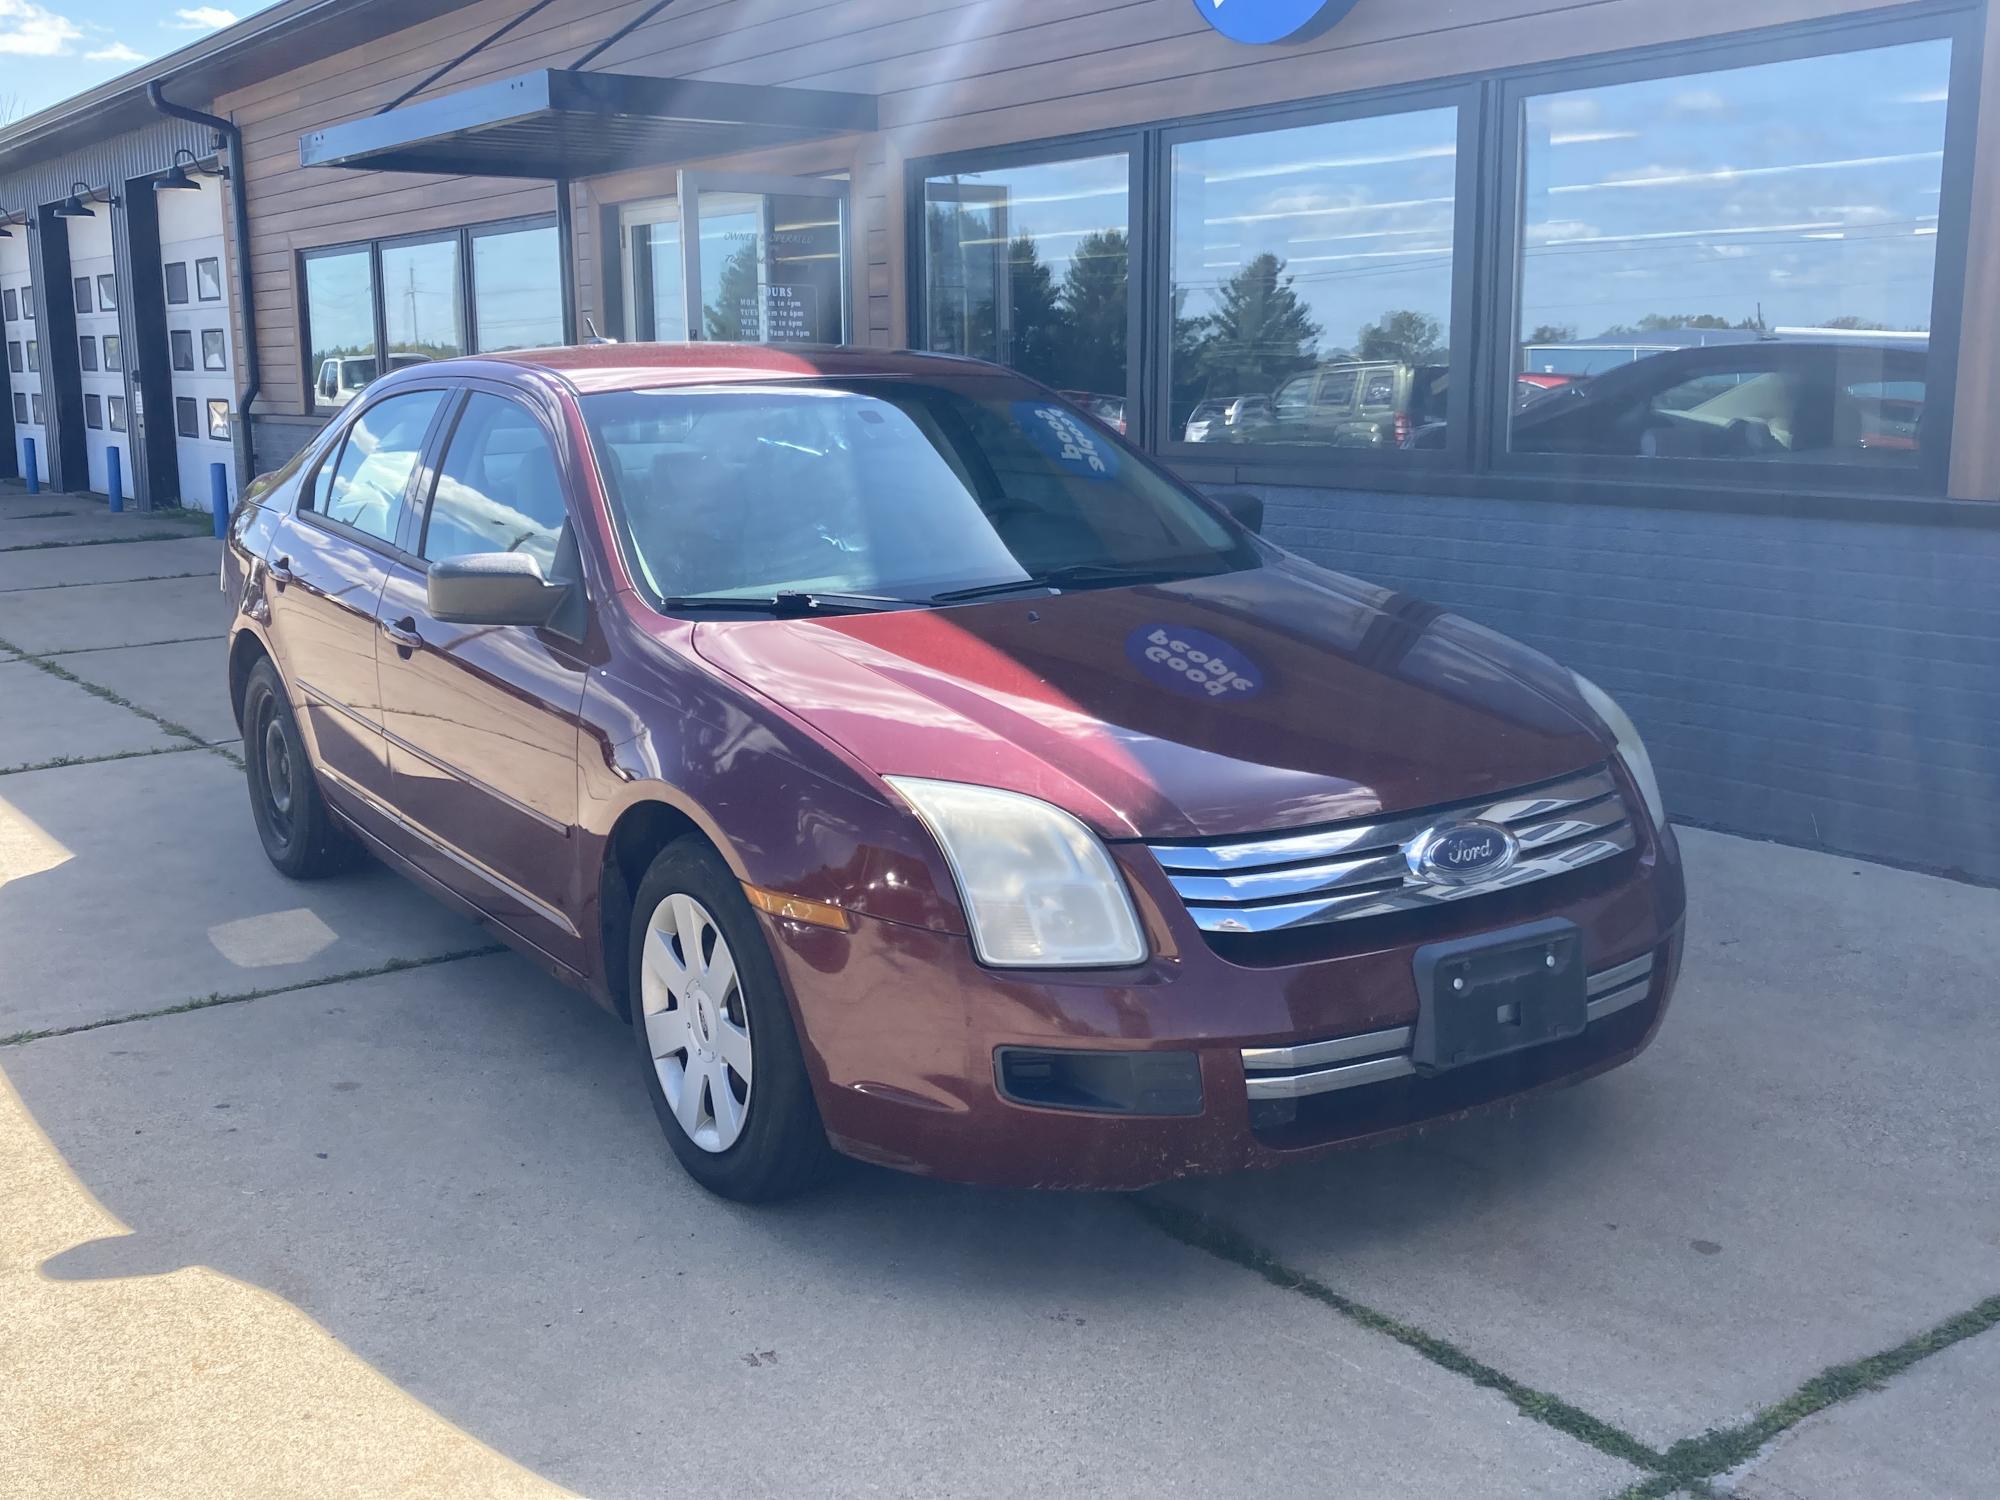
xmin=451 ymin=342 xmax=1008 ymax=396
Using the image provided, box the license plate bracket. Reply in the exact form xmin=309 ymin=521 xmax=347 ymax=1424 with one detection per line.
xmin=1411 ymin=918 xmax=1587 ymax=1073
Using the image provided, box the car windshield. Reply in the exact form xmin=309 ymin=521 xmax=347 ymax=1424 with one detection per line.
xmin=582 ymin=380 xmax=1258 ymax=607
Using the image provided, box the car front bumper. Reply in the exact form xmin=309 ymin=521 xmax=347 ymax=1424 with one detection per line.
xmin=759 ymin=823 xmax=1686 ymax=1190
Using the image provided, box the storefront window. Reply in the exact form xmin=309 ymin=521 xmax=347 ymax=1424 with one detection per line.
xmin=382 ymin=235 xmax=465 ymax=364
xmin=303 ymin=246 xmax=377 ymax=411
xmin=1511 ymin=39 xmax=1952 ymax=473
xmin=472 ymin=222 xmax=564 ymax=352
xmin=923 ymin=153 xmax=1131 ymax=425
xmin=1169 ymin=106 xmax=1459 ymax=453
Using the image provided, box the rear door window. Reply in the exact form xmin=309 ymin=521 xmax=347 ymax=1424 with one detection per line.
xmin=310 ymin=390 xmax=446 ymax=543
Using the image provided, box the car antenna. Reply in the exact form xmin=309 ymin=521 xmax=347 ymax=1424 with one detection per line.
xmin=582 ymin=317 xmax=618 ymax=346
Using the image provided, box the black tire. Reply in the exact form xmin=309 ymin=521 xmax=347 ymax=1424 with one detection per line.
xmin=629 ymin=836 xmax=833 ymax=1202
xmin=241 ymin=657 xmax=358 ymax=879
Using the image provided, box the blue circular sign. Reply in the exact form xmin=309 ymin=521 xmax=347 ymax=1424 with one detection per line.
xmin=1127 ymin=624 xmax=1266 ymax=701
xmin=1190 ymin=0 xmax=1360 ymax=45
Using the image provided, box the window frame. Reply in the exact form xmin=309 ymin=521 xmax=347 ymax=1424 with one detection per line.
xmin=1148 ymin=81 xmax=1482 ymax=474
xmin=907 ymin=129 xmax=1146 ymax=446
xmin=299 ymin=214 xmax=563 ymax=416
xmin=1483 ymin=7 xmax=1980 ymax=500
xmin=468 ymin=214 xmax=570 ymax=354
xmin=902 ymin=1 xmax=1983 ymax=512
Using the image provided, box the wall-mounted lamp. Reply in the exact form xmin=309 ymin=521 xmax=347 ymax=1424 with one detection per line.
xmin=54 ymin=181 xmax=118 ymax=218
xmin=156 ymin=147 xmax=229 ymax=192
xmin=0 ymin=206 xmax=16 ymax=239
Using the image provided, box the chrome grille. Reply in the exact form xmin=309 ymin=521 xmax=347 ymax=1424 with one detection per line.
xmin=1148 ymin=766 xmax=1633 ymax=935
xmin=1242 ymin=952 xmax=1656 ymax=1101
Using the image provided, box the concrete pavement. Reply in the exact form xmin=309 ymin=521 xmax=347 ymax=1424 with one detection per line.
xmin=3 ymin=484 xmax=1996 ymax=1498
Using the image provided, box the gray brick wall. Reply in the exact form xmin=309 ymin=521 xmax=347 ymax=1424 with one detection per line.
xmin=1239 ymin=484 xmax=2000 ymax=884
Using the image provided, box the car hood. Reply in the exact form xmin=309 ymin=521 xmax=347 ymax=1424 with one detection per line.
xmin=689 ymin=559 xmax=1609 ymax=841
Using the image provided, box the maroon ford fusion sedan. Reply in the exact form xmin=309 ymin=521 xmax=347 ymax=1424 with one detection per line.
xmin=222 ymin=344 xmax=1685 ymax=1201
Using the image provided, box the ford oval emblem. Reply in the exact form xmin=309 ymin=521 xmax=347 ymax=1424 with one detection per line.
xmin=1409 ymin=821 xmax=1519 ymax=886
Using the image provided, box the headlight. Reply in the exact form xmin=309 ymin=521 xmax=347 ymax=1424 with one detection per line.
xmin=887 ymin=777 xmax=1147 ymax=968
xmin=1571 ymin=673 xmax=1666 ymax=829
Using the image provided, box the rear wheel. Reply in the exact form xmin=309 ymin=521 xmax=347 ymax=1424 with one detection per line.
xmin=630 ymin=838 xmax=832 ymax=1201
xmin=241 ymin=658 xmax=356 ymax=879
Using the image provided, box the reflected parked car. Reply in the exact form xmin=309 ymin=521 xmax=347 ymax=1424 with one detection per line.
xmin=1059 ymin=390 xmax=1128 ymax=435
xmin=1183 ymin=394 xmax=1274 ymax=443
xmin=224 ymin=345 xmax=1683 ymax=1202
xmin=1272 ymin=360 xmax=1449 ymax=448
xmin=1510 ymin=339 xmax=1928 ymax=464
xmin=313 ymin=351 xmax=431 ymax=408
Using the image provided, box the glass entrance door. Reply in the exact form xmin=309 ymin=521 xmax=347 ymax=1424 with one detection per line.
xmin=678 ymin=172 xmax=849 ymax=345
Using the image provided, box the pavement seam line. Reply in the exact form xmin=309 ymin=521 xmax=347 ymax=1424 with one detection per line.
xmin=1607 ymin=1291 xmax=2000 ymax=1498
xmin=0 ymin=741 xmax=213 ymax=778
xmin=0 ymin=945 xmax=509 ymax=1048
xmin=0 ymin=631 xmax=239 ymax=768
xmin=0 ymin=570 xmax=213 ymax=595
xmin=40 ymin=632 xmax=226 ymax=657
xmin=1130 ymin=1196 xmax=1669 ymax=1474
xmin=0 ymin=528 xmax=212 ymax=553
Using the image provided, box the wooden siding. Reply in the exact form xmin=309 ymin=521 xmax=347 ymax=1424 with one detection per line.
xmin=215 ymin=0 xmax=1994 ymax=498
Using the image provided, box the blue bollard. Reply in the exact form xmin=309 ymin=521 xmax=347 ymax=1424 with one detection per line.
xmin=107 ymin=447 xmax=124 ymax=512
xmin=22 ymin=436 xmax=37 ymax=495
xmin=210 ymin=462 xmax=230 ymax=538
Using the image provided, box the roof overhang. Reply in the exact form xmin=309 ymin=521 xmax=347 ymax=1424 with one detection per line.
xmin=299 ymin=69 xmax=878 ymax=179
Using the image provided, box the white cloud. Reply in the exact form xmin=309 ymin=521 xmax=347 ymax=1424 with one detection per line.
xmin=1670 ymin=89 xmax=1730 ymax=116
xmin=86 ymin=40 xmax=143 ymax=62
xmin=0 ymin=0 xmax=82 ymax=56
xmin=168 ymin=5 xmax=237 ymax=28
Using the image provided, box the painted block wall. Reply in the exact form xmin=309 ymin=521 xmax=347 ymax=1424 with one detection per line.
xmin=1247 ymin=484 xmax=2000 ymax=883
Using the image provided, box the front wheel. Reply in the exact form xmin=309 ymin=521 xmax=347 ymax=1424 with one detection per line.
xmin=240 ymin=657 xmax=357 ymax=879
xmin=630 ymin=838 xmax=833 ymax=1201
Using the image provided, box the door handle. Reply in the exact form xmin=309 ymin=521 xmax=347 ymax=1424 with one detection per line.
xmin=380 ymin=616 xmax=423 ymax=654
xmin=269 ymin=555 xmax=294 ymax=589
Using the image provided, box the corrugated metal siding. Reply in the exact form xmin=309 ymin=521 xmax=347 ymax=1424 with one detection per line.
xmin=0 ymin=118 xmax=218 ymax=212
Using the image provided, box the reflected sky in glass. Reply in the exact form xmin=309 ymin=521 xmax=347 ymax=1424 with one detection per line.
xmin=1521 ymin=39 xmax=1951 ymax=339
xmin=1172 ymin=107 xmax=1460 ymax=360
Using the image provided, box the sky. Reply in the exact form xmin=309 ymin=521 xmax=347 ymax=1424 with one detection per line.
xmin=0 ymin=0 xmax=268 ymax=121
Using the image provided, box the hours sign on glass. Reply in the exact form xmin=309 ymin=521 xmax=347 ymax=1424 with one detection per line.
xmin=1191 ymin=0 xmax=1360 ymax=44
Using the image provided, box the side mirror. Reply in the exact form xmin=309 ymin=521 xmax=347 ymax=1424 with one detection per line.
xmin=426 ymin=552 xmax=569 ymax=627
xmin=1211 ymin=488 xmax=1265 ymax=535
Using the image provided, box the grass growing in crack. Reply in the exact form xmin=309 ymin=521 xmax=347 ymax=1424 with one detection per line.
xmin=0 ymin=570 xmax=213 ymax=595
xmin=1132 ymin=1197 xmax=1668 ymax=1473
xmin=0 ymin=529 xmax=210 ymax=553
xmin=0 ymin=631 xmax=230 ymax=760
xmin=0 ymin=946 xmax=508 ymax=1047
xmin=1624 ymin=1293 xmax=2000 ymax=1492
xmin=1141 ymin=1198 xmax=2000 ymax=1499
xmin=0 ymin=742 xmax=211 ymax=777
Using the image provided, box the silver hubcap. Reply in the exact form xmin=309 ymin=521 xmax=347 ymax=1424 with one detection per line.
xmin=640 ymin=893 xmax=753 ymax=1153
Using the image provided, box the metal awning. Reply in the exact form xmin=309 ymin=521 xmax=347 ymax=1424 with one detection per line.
xmin=299 ymin=68 xmax=877 ymax=178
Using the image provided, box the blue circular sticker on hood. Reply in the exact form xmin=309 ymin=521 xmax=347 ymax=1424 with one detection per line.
xmin=1128 ymin=624 xmax=1265 ymax=701
xmin=1015 ymin=401 xmax=1120 ymax=480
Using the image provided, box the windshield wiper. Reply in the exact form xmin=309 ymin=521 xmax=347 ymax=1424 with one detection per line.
xmin=931 ymin=563 xmax=1197 ymax=604
xmin=656 ymin=590 xmax=916 ymax=616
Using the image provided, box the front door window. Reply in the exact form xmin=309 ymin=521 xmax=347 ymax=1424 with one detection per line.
xmin=621 ymin=175 xmax=849 ymax=345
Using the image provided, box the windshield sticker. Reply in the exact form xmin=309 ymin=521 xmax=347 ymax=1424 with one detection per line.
xmin=1128 ymin=625 xmax=1265 ymax=701
xmin=1015 ymin=401 xmax=1120 ymax=480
